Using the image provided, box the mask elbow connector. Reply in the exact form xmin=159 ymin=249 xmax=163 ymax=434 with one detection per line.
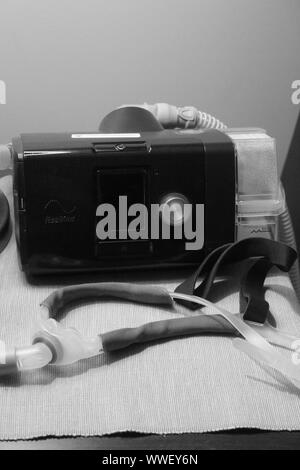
xmin=32 ymin=319 xmax=103 ymax=366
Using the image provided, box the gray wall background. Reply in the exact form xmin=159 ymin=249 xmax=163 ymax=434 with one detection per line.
xmin=0 ymin=0 xmax=299 ymax=171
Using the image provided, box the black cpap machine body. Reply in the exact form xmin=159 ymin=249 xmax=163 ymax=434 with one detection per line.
xmin=11 ymin=107 xmax=284 ymax=276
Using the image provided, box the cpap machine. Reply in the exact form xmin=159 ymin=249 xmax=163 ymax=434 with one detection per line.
xmin=0 ymin=103 xmax=292 ymax=277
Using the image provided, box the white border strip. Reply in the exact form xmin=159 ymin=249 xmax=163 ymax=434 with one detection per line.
xmin=72 ymin=133 xmax=141 ymax=139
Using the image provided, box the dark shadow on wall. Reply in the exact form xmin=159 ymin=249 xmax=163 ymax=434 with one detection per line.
xmin=282 ymin=112 xmax=300 ymax=254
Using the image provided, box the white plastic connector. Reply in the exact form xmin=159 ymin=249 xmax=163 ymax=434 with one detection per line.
xmin=16 ymin=343 xmax=53 ymax=371
xmin=120 ymin=103 xmax=227 ymax=130
xmin=33 ymin=318 xmax=103 ymax=366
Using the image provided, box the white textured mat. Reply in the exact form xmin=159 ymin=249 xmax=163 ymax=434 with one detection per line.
xmin=1 ymin=176 xmax=300 ymax=440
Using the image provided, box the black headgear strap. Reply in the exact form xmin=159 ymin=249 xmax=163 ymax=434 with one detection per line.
xmin=175 ymin=238 xmax=297 ymax=324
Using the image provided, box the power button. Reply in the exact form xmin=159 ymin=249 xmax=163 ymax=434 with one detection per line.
xmin=160 ymin=193 xmax=192 ymax=227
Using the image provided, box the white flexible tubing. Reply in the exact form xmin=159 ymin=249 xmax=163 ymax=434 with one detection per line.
xmin=250 ymin=323 xmax=300 ymax=350
xmin=171 ymin=292 xmax=300 ymax=389
xmin=196 ymin=110 xmax=227 ymax=130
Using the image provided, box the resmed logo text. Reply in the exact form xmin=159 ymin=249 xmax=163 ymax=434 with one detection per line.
xmin=96 ymin=196 xmax=204 ymax=251
xmin=0 ymin=80 xmax=6 ymax=104
xmin=44 ymin=199 xmax=77 ymax=225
